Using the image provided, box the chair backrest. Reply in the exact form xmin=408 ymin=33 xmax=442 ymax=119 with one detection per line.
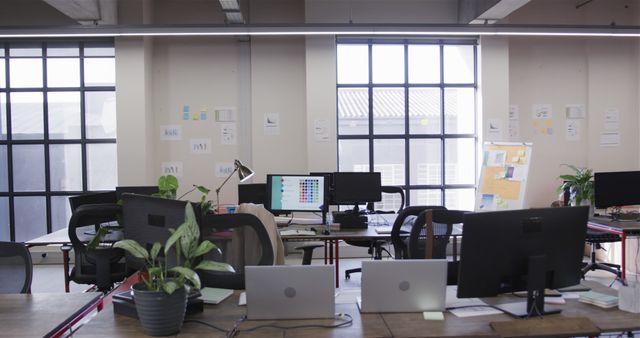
xmin=198 ymin=213 xmax=275 ymax=289
xmin=0 ymin=241 xmax=32 ymax=293
xmin=69 ymin=192 xmax=117 ymax=227
xmin=390 ymin=205 xmax=447 ymax=259
xmin=408 ymin=209 xmax=466 ymax=260
xmin=367 ymin=186 xmax=405 ymax=214
xmin=237 ymin=203 xmax=285 ymax=265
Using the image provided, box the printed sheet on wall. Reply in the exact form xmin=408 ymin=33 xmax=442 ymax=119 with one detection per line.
xmin=475 ymin=142 xmax=533 ymax=211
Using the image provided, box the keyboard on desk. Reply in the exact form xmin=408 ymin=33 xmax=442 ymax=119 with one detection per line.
xmin=279 ymin=229 xmax=317 ymax=236
xmin=374 ymin=226 xmax=410 ymax=234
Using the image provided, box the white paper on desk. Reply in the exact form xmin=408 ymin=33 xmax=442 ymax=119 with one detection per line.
xmin=446 ymin=286 xmax=503 ymax=317
xmin=449 ymin=306 xmax=503 ymax=318
xmin=335 ymin=289 xmax=360 ymax=304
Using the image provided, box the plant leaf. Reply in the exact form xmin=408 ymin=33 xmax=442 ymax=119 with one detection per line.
xmin=194 ymin=260 xmax=235 ymax=272
xmin=196 ymin=185 xmax=210 ymax=195
xmin=162 ymin=280 xmax=179 ymax=295
xmin=165 ymin=225 xmax=186 ymax=255
xmin=149 ymin=242 xmax=162 ymax=261
xmin=170 ymin=266 xmax=201 ymax=290
xmin=86 ymin=227 xmax=109 ymax=250
xmin=179 ymin=203 xmax=201 ymax=258
xmin=113 ymin=240 xmax=149 ymax=260
xmin=192 ymin=240 xmax=218 ymax=257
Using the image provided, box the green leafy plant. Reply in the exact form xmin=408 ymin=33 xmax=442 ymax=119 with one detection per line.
xmin=114 ymin=203 xmax=234 ymax=294
xmin=557 ymin=164 xmax=594 ymax=206
xmin=154 ymin=175 xmax=214 ymax=215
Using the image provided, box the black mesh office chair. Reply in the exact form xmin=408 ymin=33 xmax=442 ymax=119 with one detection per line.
xmin=199 ymin=213 xmax=274 ymax=289
xmin=407 ymin=209 xmax=466 ymax=285
xmin=67 ymin=203 xmax=128 ymax=292
xmin=582 ymin=229 xmax=622 ymax=279
xmin=344 ymin=186 xmax=404 ymax=279
xmin=391 ymin=205 xmax=447 ymax=260
xmin=0 ymin=241 xmax=33 ymax=293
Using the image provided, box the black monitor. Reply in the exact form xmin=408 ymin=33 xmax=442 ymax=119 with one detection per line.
xmin=266 ymin=174 xmax=326 ymax=214
xmin=115 ymin=186 xmax=159 ymax=201
xmin=238 ymin=183 xmax=267 ymax=205
xmin=332 ymin=172 xmax=381 ymax=209
xmin=594 ymin=171 xmax=640 ymax=210
xmin=457 ymin=206 xmax=589 ymax=318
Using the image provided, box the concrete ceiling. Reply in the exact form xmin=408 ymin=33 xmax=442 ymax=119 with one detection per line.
xmin=43 ymin=0 xmax=118 ymax=25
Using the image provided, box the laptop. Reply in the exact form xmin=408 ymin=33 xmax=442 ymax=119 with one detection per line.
xmin=359 ymin=260 xmax=447 ymax=313
xmin=245 ymin=265 xmax=335 ymax=320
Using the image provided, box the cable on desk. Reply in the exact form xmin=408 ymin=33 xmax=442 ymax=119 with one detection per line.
xmin=226 ymin=314 xmax=247 ymax=338
xmin=230 ymin=313 xmax=353 ymax=336
xmin=445 ymin=304 xmax=494 ymax=311
xmin=183 ymin=319 xmax=228 ymax=333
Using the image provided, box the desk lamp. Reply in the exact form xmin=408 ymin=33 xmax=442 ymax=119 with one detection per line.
xmin=216 ymin=159 xmax=254 ymax=213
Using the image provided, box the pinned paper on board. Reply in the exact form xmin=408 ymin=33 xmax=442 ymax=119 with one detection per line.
xmin=565 ymin=104 xmax=586 ymax=119
xmin=220 ymin=123 xmax=236 ymax=145
xmin=161 ymin=162 xmax=183 ymax=177
xmin=532 ymin=120 xmax=553 ymax=135
xmin=487 ymin=119 xmax=502 ymax=139
xmin=509 ymin=105 xmax=519 ymax=120
xmin=160 ymin=125 xmax=182 ymax=141
xmin=215 ymin=162 xmax=234 ymax=178
xmin=314 ymin=119 xmax=329 ymax=142
xmin=182 ymin=105 xmax=190 ymax=120
xmin=532 ymin=104 xmax=552 ymax=119
xmin=605 ymin=109 xmax=619 ymax=122
xmin=600 ymin=132 xmax=620 ymax=147
xmin=215 ymin=107 xmax=236 ymax=122
xmin=200 ymin=107 xmax=208 ymax=121
xmin=190 ymin=138 xmax=211 ymax=154
xmin=264 ymin=113 xmax=280 ymax=136
xmin=565 ymin=120 xmax=580 ymax=141
xmin=508 ymin=120 xmax=520 ymax=139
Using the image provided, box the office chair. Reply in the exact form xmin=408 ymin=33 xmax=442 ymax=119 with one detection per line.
xmin=582 ymin=229 xmax=622 ymax=279
xmin=391 ymin=205 xmax=447 ymax=260
xmin=0 ymin=241 xmax=33 ymax=293
xmin=407 ymin=209 xmax=466 ymax=285
xmin=67 ymin=203 xmax=128 ymax=292
xmin=344 ymin=186 xmax=404 ymax=279
xmin=199 ymin=213 xmax=275 ymax=289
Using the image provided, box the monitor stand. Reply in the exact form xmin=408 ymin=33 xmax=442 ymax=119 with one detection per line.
xmin=494 ymin=255 xmax=561 ymax=318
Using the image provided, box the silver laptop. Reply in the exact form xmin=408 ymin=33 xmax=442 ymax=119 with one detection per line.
xmin=359 ymin=260 xmax=447 ymax=313
xmin=245 ymin=265 xmax=335 ymax=319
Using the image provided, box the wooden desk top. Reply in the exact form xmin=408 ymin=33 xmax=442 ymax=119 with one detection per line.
xmin=0 ymin=292 xmax=101 ymax=338
xmin=588 ymin=216 xmax=640 ymax=234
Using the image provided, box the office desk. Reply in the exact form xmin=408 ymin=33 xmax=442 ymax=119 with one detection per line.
xmin=0 ymin=292 xmax=102 ymax=338
xmin=26 ymin=227 xmax=123 ymax=292
xmin=73 ymin=281 xmax=639 ymax=338
xmin=588 ymin=216 xmax=640 ymax=280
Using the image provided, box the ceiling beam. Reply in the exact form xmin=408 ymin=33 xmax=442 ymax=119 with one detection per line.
xmin=43 ymin=0 xmax=117 ymax=25
xmin=458 ymin=0 xmax=530 ymax=24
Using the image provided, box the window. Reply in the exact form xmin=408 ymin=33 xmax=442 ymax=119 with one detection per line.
xmin=0 ymin=41 xmax=117 ymax=241
xmin=337 ymin=38 xmax=477 ymax=211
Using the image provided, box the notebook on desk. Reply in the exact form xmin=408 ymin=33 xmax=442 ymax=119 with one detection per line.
xmin=359 ymin=260 xmax=447 ymax=313
xmin=245 ymin=265 xmax=335 ymax=320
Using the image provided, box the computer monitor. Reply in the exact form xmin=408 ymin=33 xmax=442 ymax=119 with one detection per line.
xmin=594 ymin=170 xmax=640 ymax=210
xmin=238 ymin=183 xmax=267 ymax=205
xmin=115 ymin=186 xmax=159 ymax=201
xmin=457 ymin=206 xmax=589 ymax=318
xmin=332 ymin=172 xmax=381 ymax=209
xmin=266 ymin=174 xmax=326 ymax=214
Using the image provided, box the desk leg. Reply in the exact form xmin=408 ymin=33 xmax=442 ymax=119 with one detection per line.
xmin=324 ymin=241 xmax=328 ymax=265
xmin=335 ymin=239 xmax=340 ymax=288
xmin=62 ymin=248 xmax=70 ymax=293
xmin=621 ymin=233 xmax=627 ymax=281
xmin=453 ymin=237 xmax=458 ymax=262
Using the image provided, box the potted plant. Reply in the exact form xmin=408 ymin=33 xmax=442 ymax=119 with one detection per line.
xmin=114 ymin=203 xmax=233 ymax=336
xmin=154 ymin=174 xmax=214 ymax=215
xmin=557 ymin=164 xmax=594 ymax=207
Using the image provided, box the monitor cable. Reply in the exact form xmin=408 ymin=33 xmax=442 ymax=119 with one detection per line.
xmin=227 ymin=313 xmax=353 ymax=337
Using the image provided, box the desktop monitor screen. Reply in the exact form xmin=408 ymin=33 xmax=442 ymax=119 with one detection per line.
xmin=594 ymin=171 xmax=640 ymax=209
xmin=332 ymin=172 xmax=381 ymax=206
xmin=266 ymin=174 xmax=326 ymax=214
xmin=238 ymin=183 xmax=267 ymax=205
xmin=457 ymin=206 xmax=588 ymax=317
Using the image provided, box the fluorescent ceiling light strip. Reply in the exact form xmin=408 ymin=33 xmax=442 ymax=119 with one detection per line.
xmin=0 ymin=25 xmax=639 ymax=37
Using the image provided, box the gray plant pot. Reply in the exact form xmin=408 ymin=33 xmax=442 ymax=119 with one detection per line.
xmin=132 ymin=283 xmax=188 ymax=336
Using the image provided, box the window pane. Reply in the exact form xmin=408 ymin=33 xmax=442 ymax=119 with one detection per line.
xmin=0 ymin=145 xmax=7 ymax=191
xmin=444 ymin=88 xmax=475 ymax=134
xmin=409 ymin=88 xmax=441 ymax=134
xmin=373 ymin=88 xmax=404 ymax=135
xmin=0 ymin=93 xmax=6 ymax=139
xmin=48 ymin=92 xmax=81 ymax=139
xmin=444 ymin=138 xmax=475 ymax=185
xmin=338 ymin=88 xmax=369 ymax=135
xmin=84 ymin=43 xmax=115 ymax=57
xmin=0 ymin=197 xmax=9 ymax=241
xmin=51 ymin=196 xmax=72 ymax=232
xmin=14 ymin=196 xmax=46 ymax=242
xmin=338 ymin=140 xmax=369 ymax=172
xmin=445 ymin=188 xmax=475 ymax=211
xmin=10 ymin=45 xmax=42 ymax=57
xmin=47 ymin=58 xmax=80 ymax=87
xmin=84 ymin=58 xmax=115 ymax=86
xmin=410 ymin=189 xmax=441 ymax=206
xmin=85 ymin=91 xmax=116 ymax=138
xmin=10 ymin=92 xmax=44 ymax=140
xmin=47 ymin=44 xmax=79 ymax=57
xmin=337 ymin=44 xmax=368 ymax=84
xmin=443 ymin=45 xmax=474 ymax=84
xmin=372 ymin=45 xmax=404 ymax=84
xmin=87 ymin=143 xmax=117 ymax=190
xmin=408 ymin=45 xmax=440 ymax=84
xmin=13 ymin=144 xmax=45 ymax=191
xmin=50 ymin=144 xmax=82 ymax=191
xmin=0 ymin=46 xmax=4 ymax=57
xmin=374 ymin=139 xmax=405 ymax=185
xmin=371 ymin=188 xmax=405 ymax=213
xmin=409 ymin=139 xmax=442 ymax=185
xmin=0 ymin=59 xmax=5 ymax=88
xmin=9 ymin=59 xmax=43 ymax=88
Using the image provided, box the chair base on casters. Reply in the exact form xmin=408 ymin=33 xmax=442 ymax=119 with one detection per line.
xmin=581 ymin=241 xmax=623 ymax=283
xmin=345 ymin=241 xmax=390 ymax=279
